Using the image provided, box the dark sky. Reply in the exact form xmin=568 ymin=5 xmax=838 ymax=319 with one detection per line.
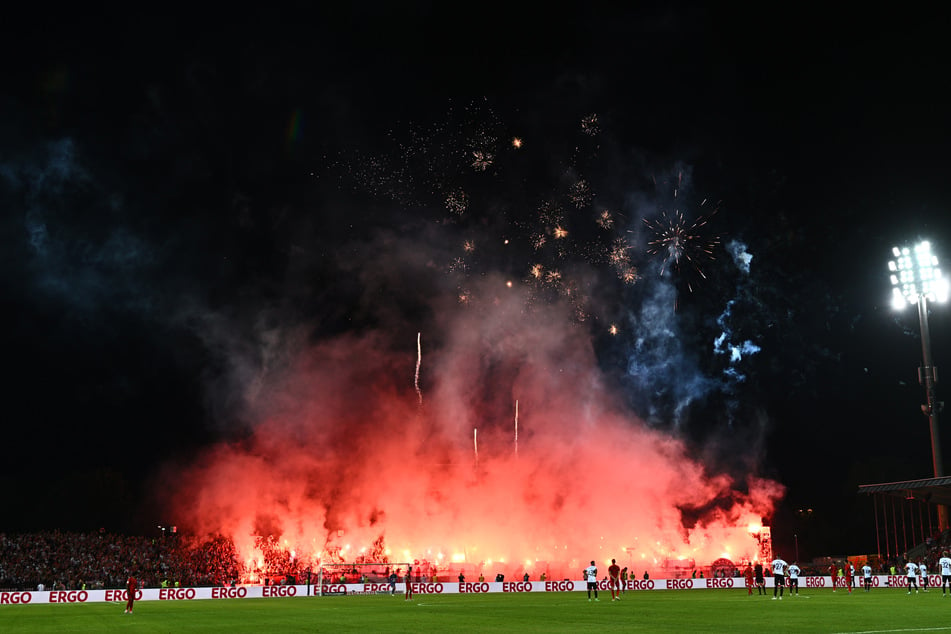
xmin=3 ymin=4 xmax=951 ymax=563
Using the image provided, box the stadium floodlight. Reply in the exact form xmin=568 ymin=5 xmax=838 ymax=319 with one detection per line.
xmin=889 ymin=241 xmax=950 ymax=310
xmin=888 ymin=240 xmax=948 ymax=530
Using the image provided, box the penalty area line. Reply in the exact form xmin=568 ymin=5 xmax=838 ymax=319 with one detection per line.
xmin=415 ymin=600 xmax=599 ymax=608
xmin=414 ymin=600 xmax=496 ymax=607
xmin=833 ymin=627 xmax=951 ymax=634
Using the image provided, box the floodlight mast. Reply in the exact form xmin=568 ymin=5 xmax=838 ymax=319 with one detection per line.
xmin=889 ymin=241 xmax=949 ymax=531
xmin=917 ymin=293 xmax=943 ymax=473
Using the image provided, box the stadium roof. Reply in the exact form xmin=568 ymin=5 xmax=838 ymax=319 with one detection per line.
xmin=858 ymin=476 xmax=951 ymax=507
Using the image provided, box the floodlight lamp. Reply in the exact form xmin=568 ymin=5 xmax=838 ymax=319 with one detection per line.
xmin=892 ymin=287 xmax=909 ymax=310
xmin=935 ymin=274 xmax=950 ymax=303
xmin=889 ymin=241 xmax=948 ymax=306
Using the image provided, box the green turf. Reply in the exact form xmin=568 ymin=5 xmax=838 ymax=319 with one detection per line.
xmin=0 ymin=588 xmax=947 ymax=633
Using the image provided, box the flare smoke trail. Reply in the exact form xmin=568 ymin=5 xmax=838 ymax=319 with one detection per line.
xmin=514 ymin=399 xmax=519 ymax=457
xmin=415 ymin=332 xmax=423 ymax=405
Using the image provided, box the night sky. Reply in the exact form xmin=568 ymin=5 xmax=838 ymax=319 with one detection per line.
xmin=3 ymin=5 xmax=951 ymax=565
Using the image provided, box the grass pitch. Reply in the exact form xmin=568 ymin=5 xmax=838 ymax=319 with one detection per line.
xmin=0 ymin=588 xmax=947 ymax=633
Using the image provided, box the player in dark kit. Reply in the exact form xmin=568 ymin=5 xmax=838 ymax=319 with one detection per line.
xmin=753 ymin=562 xmax=765 ymax=595
xmin=608 ymin=559 xmax=621 ymax=601
xmin=124 ymin=575 xmax=137 ymax=614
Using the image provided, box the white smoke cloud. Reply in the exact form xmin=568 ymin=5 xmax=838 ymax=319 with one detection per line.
xmin=727 ymin=240 xmax=753 ymax=274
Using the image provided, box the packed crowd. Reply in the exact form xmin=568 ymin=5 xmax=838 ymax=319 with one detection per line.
xmin=0 ymin=530 xmax=439 ymax=591
xmin=5 ymin=528 xmax=947 ymax=592
xmin=0 ymin=530 xmax=241 ymax=591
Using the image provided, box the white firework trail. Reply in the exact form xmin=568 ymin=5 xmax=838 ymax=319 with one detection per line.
xmin=415 ymin=332 xmax=423 ymax=405
xmin=514 ymin=399 xmax=519 ymax=457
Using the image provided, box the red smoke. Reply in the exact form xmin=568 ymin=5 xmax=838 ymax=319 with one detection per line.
xmin=164 ymin=278 xmax=783 ymax=580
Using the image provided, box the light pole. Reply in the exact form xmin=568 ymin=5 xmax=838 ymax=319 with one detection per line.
xmin=889 ymin=240 xmax=949 ymax=530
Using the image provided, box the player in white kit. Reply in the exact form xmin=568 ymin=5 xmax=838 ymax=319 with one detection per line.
xmin=771 ymin=557 xmax=788 ymax=600
xmin=906 ymin=560 xmax=919 ymax=594
xmin=939 ymin=552 xmax=951 ymax=595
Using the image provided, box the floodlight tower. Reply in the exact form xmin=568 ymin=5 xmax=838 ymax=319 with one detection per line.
xmin=889 ymin=240 xmax=950 ymax=530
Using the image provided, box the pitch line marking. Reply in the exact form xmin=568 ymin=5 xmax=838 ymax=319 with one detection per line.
xmin=835 ymin=627 xmax=951 ymax=634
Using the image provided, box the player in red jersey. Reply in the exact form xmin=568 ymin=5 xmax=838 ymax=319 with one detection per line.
xmin=829 ymin=563 xmax=839 ymax=592
xmin=608 ymin=559 xmax=621 ymax=601
xmin=744 ymin=563 xmax=755 ymax=596
xmin=404 ymin=566 xmax=413 ymax=600
xmin=843 ymin=561 xmax=853 ymax=594
xmin=124 ymin=575 xmax=137 ymax=614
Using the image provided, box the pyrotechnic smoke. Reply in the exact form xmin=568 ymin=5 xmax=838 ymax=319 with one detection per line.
xmin=151 ymin=105 xmax=785 ymax=579
xmin=714 ymin=241 xmax=761 ymax=381
xmin=164 ymin=270 xmax=781 ymax=579
xmin=2 ymin=138 xmax=157 ymax=316
xmin=622 ymin=275 xmax=717 ymax=427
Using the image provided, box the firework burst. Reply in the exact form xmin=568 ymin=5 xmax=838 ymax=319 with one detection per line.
xmin=471 ymin=150 xmax=493 ymax=171
xmin=608 ymin=237 xmax=639 ymax=285
xmin=568 ymin=179 xmax=592 ymax=208
xmin=581 ymin=113 xmax=600 ymax=136
xmin=595 ymin=209 xmax=615 ymax=229
xmin=445 ymin=189 xmax=469 ymax=214
xmin=643 ymin=201 xmax=721 ymax=292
